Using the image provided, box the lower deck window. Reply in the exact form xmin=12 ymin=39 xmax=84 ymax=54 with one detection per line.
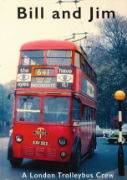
xmin=72 ymin=98 xmax=81 ymax=120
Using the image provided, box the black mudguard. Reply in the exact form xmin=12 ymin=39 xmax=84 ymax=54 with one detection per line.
xmin=70 ymin=136 xmax=81 ymax=162
xmin=7 ymin=136 xmax=13 ymax=160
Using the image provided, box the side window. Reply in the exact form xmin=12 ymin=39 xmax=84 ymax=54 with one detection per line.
xmin=92 ymin=108 xmax=96 ymax=120
xmin=86 ymin=106 xmax=89 ymax=121
xmin=93 ymin=72 xmax=97 ymax=83
xmin=82 ymin=105 xmax=86 ymax=122
xmin=88 ymin=107 xmax=90 ymax=121
xmin=82 ymin=106 xmax=95 ymax=122
xmin=88 ymin=65 xmax=93 ymax=80
xmin=72 ymin=98 xmax=81 ymax=120
xmin=91 ymin=70 xmax=94 ymax=81
xmin=81 ymin=57 xmax=87 ymax=74
xmin=85 ymin=106 xmax=91 ymax=121
xmin=87 ymin=65 xmax=91 ymax=77
xmin=82 ymin=106 xmax=91 ymax=132
xmin=75 ymin=52 xmax=80 ymax=68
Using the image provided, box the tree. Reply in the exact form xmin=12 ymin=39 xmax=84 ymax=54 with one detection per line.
xmin=0 ymin=84 xmax=6 ymax=125
xmin=0 ymin=80 xmax=15 ymax=127
xmin=4 ymin=80 xmax=16 ymax=125
xmin=99 ymin=16 xmax=127 ymax=65
xmin=87 ymin=15 xmax=127 ymax=127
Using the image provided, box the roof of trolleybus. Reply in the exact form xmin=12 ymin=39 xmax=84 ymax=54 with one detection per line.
xmin=20 ymin=40 xmax=80 ymax=51
xmin=19 ymin=40 xmax=93 ymax=72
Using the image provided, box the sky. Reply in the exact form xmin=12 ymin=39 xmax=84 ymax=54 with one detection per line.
xmin=0 ymin=0 xmax=127 ymax=84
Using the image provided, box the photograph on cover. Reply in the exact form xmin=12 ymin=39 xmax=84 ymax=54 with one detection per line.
xmin=0 ymin=0 xmax=127 ymax=180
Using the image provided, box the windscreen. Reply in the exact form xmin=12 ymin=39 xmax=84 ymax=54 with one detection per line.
xmin=22 ymin=50 xmax=44 ymax=65
xmin=16 ymin=96 xmax=40 ymax=122
xmin=47 ymin=50 xmax=72 ymax=65
xmin=43 ymin=97 xmax=69 ymax=123
xmin=16 ymin=96 xmax=69 ymax=124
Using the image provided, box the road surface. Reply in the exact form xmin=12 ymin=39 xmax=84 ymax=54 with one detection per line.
xmin=0 ymin=137 xmax=127 ymax=180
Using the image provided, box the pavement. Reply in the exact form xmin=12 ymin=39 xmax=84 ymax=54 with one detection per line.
xmin=110 ymin=166 xmax=127 ymax=180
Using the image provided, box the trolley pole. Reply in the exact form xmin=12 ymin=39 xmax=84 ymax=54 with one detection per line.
xmin=114 ymin=90 xmax=126 ymax=176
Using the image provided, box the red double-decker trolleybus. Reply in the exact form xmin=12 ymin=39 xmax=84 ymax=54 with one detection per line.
xmin=8 ymin=40 xmax=97 ymax=170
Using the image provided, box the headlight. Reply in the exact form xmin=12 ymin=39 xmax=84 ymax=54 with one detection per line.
xmin=15 ymin=135 xmax=23 ymax=143
xmin=58 ymin=137 xmax=67 ymax=146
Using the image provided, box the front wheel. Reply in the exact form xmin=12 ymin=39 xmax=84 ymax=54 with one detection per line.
xmin=10 ymin=158 xmax=23 ymax=168
xmin=69 ymin=145 xmax=81 ymax=171
xmin=88 ymin=136 xmax=95 ymax=158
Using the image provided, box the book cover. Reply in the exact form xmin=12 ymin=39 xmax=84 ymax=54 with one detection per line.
xmin=0 ymin=0 xmax=127 ymax=180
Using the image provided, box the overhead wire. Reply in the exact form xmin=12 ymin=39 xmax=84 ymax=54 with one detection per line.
xmin=57 ymin=0 xmax=88 ymax=44
xmin=57 ymin=0 xmax=85 ymax=41
xmin=73 ymin=1 xmax=88 ymax=48
xmin=72 ymin=35 xmax=86 ymax=42
xmin=58 ymin=1 xmax=75 ymax=40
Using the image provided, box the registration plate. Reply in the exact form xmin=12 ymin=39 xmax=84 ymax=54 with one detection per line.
xmin=32 ymin=140 xmax=48 ymax=146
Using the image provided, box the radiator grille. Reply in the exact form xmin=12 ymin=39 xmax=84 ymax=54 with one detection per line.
xmin=23 ymin=146 xmax=34 ymax=157
xmin=23 ymin=146 xmax=57 ymax=160
xmin=35 ymin=147 xmax=57 ymax=160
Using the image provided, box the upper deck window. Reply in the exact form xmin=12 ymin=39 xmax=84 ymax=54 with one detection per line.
xmin=74 ymin=52 xmax=80 ymax=68
xmin=87 ymin=65 xmax=92 ymax=77
xmin=47 ymin=50 xmax=72 ymax=65
xmin=81 ymin=55 xmax=87 ymax=73
xmin=22 ymin=50 xmax=44 ymax=65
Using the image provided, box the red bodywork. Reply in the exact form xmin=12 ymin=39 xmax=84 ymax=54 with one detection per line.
xmin=11 ymin=40 xmax=97 ymax=163
xmin=13 ymin=124 xmax=74 ymax=162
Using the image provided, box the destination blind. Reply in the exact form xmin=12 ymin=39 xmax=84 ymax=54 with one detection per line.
xmin=16 ymin=66 xmax=74 ymax=89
